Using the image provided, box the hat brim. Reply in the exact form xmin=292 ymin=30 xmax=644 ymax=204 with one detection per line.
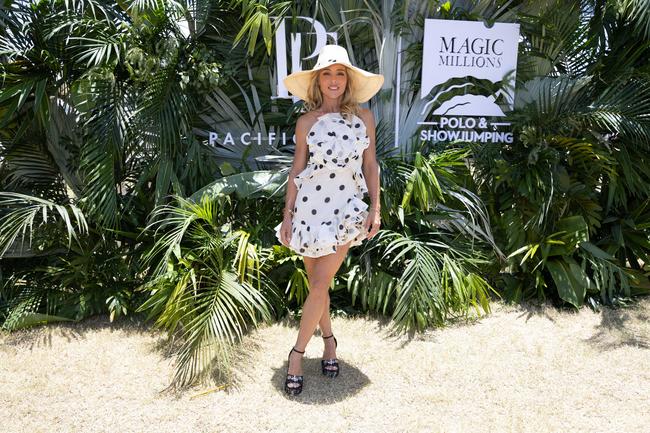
xmin=283 ymin=63 xmax=384 ymax=104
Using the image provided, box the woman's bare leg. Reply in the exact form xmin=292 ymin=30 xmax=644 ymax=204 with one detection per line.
xmin=318 ymin=293 xmax=333 ymax=337
xmin=286 ymin=241 xmax=351 ymax=381
xmin=305 ymin=259 xmax=336 ymax=360
xmin=303 ymin=257 xmax=334 ymax=336
xmin=317 ymin=292 xmax=338 ymax=366
xmin=310 ymin=291 xmax=336 ymax=359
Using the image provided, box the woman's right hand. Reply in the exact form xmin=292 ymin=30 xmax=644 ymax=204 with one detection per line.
xmin=279 ymin=213 xmax=293 ymax=247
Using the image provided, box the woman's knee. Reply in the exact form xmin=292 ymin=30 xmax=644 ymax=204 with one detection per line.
xmin=308 ymin=282 xmax=330 ymax=299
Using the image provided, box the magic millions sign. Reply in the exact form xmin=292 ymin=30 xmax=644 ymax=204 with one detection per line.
xmin=419 ymin=19 xmax=520 ymax=144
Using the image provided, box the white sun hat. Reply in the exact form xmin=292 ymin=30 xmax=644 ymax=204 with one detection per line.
xmin=283 ymin=44 xmax=384 ymax=103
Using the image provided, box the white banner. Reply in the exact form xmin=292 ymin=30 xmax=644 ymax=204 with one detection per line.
xmin=421 ymin=19 xmax=520 ymax=117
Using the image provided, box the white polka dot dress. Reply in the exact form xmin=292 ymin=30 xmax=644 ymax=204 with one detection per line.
xmin=275 ymin=112 xmax=370 ymax=258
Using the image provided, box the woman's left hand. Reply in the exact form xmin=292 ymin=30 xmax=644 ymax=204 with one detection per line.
xmin=364 ymin=207 xmax=381 ymax=239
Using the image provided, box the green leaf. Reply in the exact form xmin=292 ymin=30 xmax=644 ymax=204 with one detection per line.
xmin=546 ymin=258 xmax=585 ymax=307
xmin=190 ymin=170 xmax=287 ymax=201
xmin=548 ymin=215 xmax=590 ymax=256
xmin=579 ymin=242 xmax=615 ymax=261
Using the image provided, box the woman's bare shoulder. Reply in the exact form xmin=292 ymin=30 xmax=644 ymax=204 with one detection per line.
xmin=296 ymin=111 xmax=321 ymax=132
xmin=356 ymin=107 xmax=375 ymax=128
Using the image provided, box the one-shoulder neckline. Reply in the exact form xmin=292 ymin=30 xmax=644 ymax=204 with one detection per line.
xmin=305 ymin=111 xmax=365 ymax=140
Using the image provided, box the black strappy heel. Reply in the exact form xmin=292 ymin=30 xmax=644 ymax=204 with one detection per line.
xmin=321 ymin=334 xmax=339 ymax=378
xmin=285 ymin=347 xmax=305 ymax=396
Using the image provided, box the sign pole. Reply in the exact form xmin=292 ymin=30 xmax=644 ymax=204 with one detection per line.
xmin=394 ymin=35 xmax=402 ymax=148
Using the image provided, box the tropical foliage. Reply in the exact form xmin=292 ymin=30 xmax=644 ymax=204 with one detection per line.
xmin=136 ymin=194 xmax=275 ymax=386
xmin=1 ymin=0 xmax=649 ymax=388
xmin=471 ymin=0 xmax=650 ymax=307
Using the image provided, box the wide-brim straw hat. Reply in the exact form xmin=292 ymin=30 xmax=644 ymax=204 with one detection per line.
xmin=283 ymin=44 xmax=384 ymax=103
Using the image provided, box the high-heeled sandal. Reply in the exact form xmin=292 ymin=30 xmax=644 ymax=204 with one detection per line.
xmin=321 ymin=334 xmax=339 ymax=378
xmin=285 ymin=347 xmax=305 ymax=396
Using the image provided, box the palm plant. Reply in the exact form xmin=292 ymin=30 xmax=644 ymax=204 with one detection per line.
xmin=344 ymin=146 xmax=500 ymax=332
xmin=0 ymin=192 xmax=86 ymax=329
xmin=0 ymin=191 xmax=144 ymax=329
xmin=136 ymin=194 xmax=274 ymax=388
xmin=0 ymin=0 xmax=230 ymax=223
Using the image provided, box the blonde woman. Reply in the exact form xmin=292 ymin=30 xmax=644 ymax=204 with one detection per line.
xmin=274 ymin=44 xmax=384 ymax=396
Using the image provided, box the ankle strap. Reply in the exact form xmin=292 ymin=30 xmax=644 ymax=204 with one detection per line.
xmin=292 ymin=347 xmax=305 ymax=353
xmin=322 ymin=334 xmax=334 ymax=339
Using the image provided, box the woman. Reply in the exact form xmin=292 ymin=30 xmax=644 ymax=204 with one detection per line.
xmin=274 ymin=44 xmax=384 ymax=396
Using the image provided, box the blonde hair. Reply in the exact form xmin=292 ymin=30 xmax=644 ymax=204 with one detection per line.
xmin=303 ymin=67 xmax=360 ymax=120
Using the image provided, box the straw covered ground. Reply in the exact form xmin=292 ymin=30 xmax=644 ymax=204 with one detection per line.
xmin=1 ymin=298 xmax=649 ymax=433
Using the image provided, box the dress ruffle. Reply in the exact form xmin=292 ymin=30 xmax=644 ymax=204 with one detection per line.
xmin=295 ymin=113 xmax=369 ymax=196
xmin=274 ymin=196 xmax=368 ymax=258
xmin=275 ymin=112 xmax=371 ymax=258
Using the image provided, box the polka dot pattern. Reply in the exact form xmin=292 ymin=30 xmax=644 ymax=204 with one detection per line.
xmin=274 ymin=112 xmax=370 ymax=258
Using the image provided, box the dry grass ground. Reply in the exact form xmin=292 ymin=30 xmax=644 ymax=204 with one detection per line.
xmin=1 ymin=298 xmax=649 ymax=433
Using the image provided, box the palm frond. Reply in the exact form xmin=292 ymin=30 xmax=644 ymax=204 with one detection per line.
xmin=70 ymin=35 xmax=126 ymax=67
xmin=576 ymin=76 xmax=650 ymax=146
xmin=347 ymin=263 xmax=397 ymax=315
xmin=365 ymin=230 xmax=495 ymax=332
xmin=77 ymin=74 xmax=135 ymax=228
xmin=232 ymin=0 xmax=292 ymax=56
xmin=514 ymin=75 xmax=589 ymax=126
xmin=165 ymin=267 xmax=271 ymax=387
xmin=137 ymin=193 xmax=271 ymax=387
xmin=518 ymin=3 xmax=594 ymax=79
xmin=141 ymin=194 xmax=224 ymax=277
xmin=621 ymin=0 xmax=650 ymax=39
xmin=1 ymin=140 xmax=64 ymax=191
xmin=0 ymin=192 xmax=88 ymax=257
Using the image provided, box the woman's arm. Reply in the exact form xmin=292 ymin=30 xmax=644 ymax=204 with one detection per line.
xmin=359 ymin=108 xmax=381 ymax=239
xmin=282 ymin=114 xmax=311 ymax=218
xmin=360 ymin=108 xmax=380 ymax=211
xmin=278 ymin=114 xmax=311 ymax=247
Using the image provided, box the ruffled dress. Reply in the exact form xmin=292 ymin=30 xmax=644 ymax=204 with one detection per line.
xmin=274 ymin=112 xmax=370 ymax=258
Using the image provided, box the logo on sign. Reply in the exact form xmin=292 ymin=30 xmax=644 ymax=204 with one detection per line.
xmin=419 ymin=19 xmax=520 ymax=143
xmin=274 ymin=17 xmax=337 ymax=100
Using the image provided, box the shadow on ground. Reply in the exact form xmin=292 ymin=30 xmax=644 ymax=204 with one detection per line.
xmin=272 ymin=356 xmax=371 ymax=404
xmin=585 ymin=299 xmax=650 ymax=351
xmin=0 ymin=314 xmax=158 ymax=350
